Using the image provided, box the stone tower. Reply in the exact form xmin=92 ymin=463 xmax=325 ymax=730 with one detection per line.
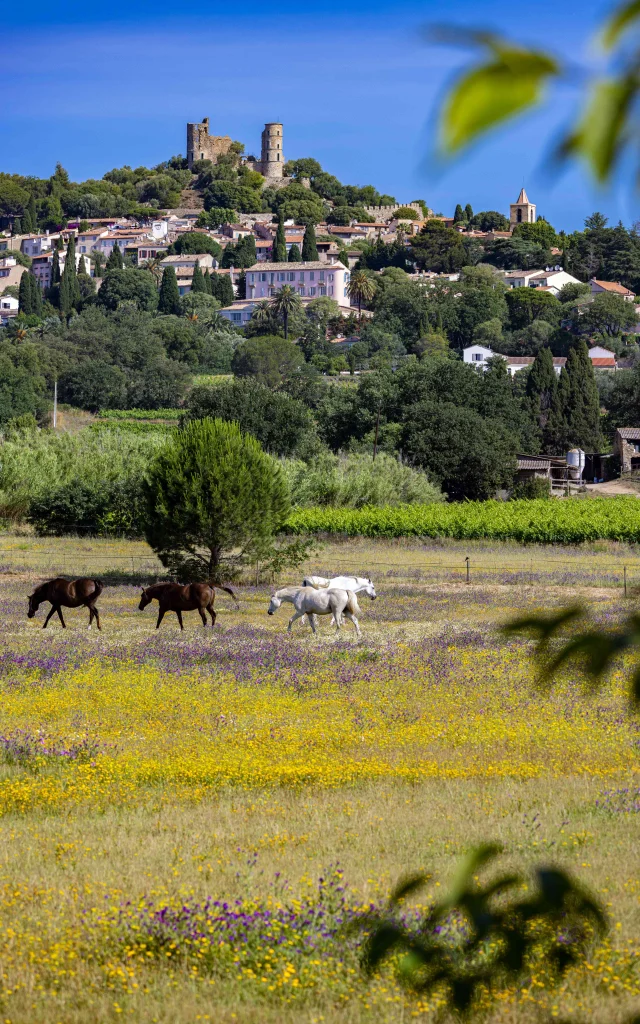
xmin=510 ymin=187 xmax=536 ymax=228
xmin=186 ymin=117 xmax=233 ymax=169
xmin=259 ymin=122 xmax=284 ymax=180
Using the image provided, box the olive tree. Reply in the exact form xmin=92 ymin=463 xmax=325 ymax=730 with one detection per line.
xmin=143 ymin=418 xmax=301 ymax=582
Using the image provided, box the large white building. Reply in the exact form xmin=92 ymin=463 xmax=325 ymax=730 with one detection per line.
xmin=245 ymin=262 xmax=351 ymax=302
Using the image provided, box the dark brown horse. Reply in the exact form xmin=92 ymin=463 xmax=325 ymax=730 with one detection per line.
xmin=138 ymin=582 xmax=239 ymax=630
xmin=28 ymin=578 xmax=104 ymax=630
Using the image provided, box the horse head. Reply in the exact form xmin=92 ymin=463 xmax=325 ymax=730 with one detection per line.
xmin=27 ymin=592 xmax=40 ymax=618
xmin=138 ymin=589 xmax=151 ymax=611
xmin=267 ymin=593 xmax=282 ymax=615
xmin=364 ymin=581 xmax=377 ymax=600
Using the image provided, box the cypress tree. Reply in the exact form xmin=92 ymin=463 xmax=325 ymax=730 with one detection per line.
xmin=301 ymin=222 xmax=318 ymax=261
xmin=21 ymin=207 xmax=33 ymax=234
xmin=203 ymin=269 xmax=213 ymax=295
xmin=191 ymin=260 xmax=206 ymax=293
xmin=562 ymin=340 xmax=602 ymax=452
xmin=238 ymin=234 xmax=256 ymax=267
xmin=219 ymin=274 xmax=234 ymax=306
xmin=273 ymin=215 xmax=287 ymax=262
xmin=209 ymin=272 xmax=222 ymax=302
xmin=453 ymin=204 xmax=465 ymax=223
xmin=236 ymin=270 xmax=246 ymax=299
xmin=58 ymin=266 xmax=72 ymax=315
xmin=464 ymin=203 xmax=474 ymax=221
xmin=18 ymin=272 xmax=32 ymax=314
xmin=106 ymin=242 xmax=123 ymax=272
xmin=288 ymin=243 xmax=302 ymax=263
xmin=28 ymin=195 xmax=37 ymax=232
xmin=51 ymin=248 xmax=61 ymax=287
xmin=64 ymin=236 xmax=81 ymax=309
xmin=12 ymin=217 xmax=22 ymax=236
xmin=30 ymin=274 xmax=42 ymax=316
xmin=526 ymin=347 xmax=558 ymax=452
xmin=158 ymin=266 xmax=181 ymax=315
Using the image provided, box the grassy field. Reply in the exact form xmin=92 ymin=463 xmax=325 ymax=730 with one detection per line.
xmin=0 ymin=534 xmax=639 ymax=1023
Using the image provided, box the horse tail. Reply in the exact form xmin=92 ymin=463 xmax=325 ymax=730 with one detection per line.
xmin=219 ymin=585 xmax=239 ymax=608
xmin=346 ymin=590 xmax=360 ymax=616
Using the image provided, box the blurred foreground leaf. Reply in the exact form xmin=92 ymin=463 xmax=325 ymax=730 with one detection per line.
xmin=353 ymin=845 xmax=605 ymax=1013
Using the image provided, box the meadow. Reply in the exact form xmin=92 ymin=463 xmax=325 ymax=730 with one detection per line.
xmin=0 ymin=534 xmax=640 ymax=1023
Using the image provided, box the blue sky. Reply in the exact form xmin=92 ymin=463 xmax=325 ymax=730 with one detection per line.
xmin=3 ymin=0 xmax=634 ymax=231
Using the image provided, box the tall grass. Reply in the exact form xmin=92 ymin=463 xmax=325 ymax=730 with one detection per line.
xmin=0 ymin=427 xmax=167 ymax=520
xmin=282 ymin=453 xmax=443 ymax=509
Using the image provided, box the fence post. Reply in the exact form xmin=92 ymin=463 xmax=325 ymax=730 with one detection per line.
xmin=465 ymin=556 xmax=470 ymax=584
xmin=624 ymin=565 xmax=627 ymax=597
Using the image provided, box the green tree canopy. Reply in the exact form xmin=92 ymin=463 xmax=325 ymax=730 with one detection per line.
xmin=142 ymin=417 xmax=291 ymax=581
xmin=157 ymin=266 xmax=181 ymax=315
xmin=231 ymin=335 xmax=303 ymax=387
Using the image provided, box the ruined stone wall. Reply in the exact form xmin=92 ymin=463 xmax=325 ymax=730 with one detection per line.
xmin=187 ymin=118 xmax=233 ymax=169
xmin=364 ymin=203 xmax=425 ymax=221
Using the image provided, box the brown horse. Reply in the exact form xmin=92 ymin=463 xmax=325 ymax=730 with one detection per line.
xmin=138 ymin=582 xmax=239 ymax=630
xmin=28 ymin=578 xmax=104 ymax=630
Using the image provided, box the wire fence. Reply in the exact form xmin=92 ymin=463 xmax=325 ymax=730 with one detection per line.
xmin=1 ymin=547 xmax=638 ymax=594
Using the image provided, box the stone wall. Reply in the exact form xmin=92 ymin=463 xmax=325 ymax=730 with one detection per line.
xmin=364 ymin=203 xmax=425 ymax=221
xmin=187 ymin=118 xmax=233 ymax=170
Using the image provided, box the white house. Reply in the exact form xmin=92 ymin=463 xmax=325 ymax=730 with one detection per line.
xmin=245 ymin=262 xmax=351 ymax=302
xmin=20 ymin=235 xmax=57 ymax=258
xmin=588 ymin=345 xmax=617 ymax=369
xmin=462 ymin=344 xmax=496 ymax=369
xmin=0 ymin=257 xmax=27 ymax=291
xmin=464 ymin=344 xmax=617 ymax=376
xmin=504 ymin=269 xmax=581 ymax=294
xmin=0 ymin=294 xmax=19 ymax=324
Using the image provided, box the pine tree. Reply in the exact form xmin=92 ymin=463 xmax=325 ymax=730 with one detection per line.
xmin=18 ymin=272 xmax=32 ymax=314
xmin=288 ymin=243 xmax=302 ymax=263
xmin=301 ymin=222 xmax=318 ymax=261
xmin=273 ymin=215 xmax=287 ymax=262
xmin=526 ymin=347 xmax=558 ymax=452
xmin=453 ymin=204 xmax=465 ymax=223
xmin=30 ymin=274 xmax=42 ymax=316
xmin=203 ymin=269 xmax=213 ymax=295
xmin=562 ymin=340 xmax=602 ymax=452
xmin=106 ymin=243 xmax=123 ymax=273
xmin=191 ymin=260 xmax=206 ymax=293
xmin=158 ymin=266 xmax=181 ymax=315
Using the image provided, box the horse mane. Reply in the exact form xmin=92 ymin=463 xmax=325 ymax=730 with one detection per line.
xmin=142 ymin=582 xmax=172 ymax=596
xmin=30 ymin=581 xmax=48 ymax=598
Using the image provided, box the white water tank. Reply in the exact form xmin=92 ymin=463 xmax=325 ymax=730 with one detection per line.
xmin=567 ymin=448 xmax=586 ymax=480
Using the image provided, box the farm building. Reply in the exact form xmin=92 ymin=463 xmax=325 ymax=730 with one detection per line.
xmin=614 ymin=428 xmax=640 ymax=473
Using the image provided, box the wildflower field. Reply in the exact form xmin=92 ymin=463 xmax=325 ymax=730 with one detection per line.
xmin=1 ymin=534 xmax=640 ymax=1023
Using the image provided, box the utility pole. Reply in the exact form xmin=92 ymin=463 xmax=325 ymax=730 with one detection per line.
xmin=53 ymin=380 xmax=57 ymax=429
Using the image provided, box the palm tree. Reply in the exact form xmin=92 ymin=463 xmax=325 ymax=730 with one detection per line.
xmin=143 ymin=255 xmax=164 ymax=286
xmin=272 ymin=285 xmax=302 ymax=340
xmin=251 ymin=300 xmax=274 ymax=327
xmin=347 ymin=270 xmax=376 ymax=321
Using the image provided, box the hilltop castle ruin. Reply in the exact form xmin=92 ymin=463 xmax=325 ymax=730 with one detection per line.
xmin=186 ymin=117 xmax=289 ymax=185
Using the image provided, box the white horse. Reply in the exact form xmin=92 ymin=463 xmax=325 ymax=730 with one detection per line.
xmin=267 ymin=586 xmax=362 ymax=638
xmin=302 ymin=575 xmax=377 ymax=600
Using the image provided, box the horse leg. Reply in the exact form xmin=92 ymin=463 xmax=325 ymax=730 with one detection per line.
xmin=287 ymin=610 xmax=305 ymax=632
xmin=198 ymin=608 xmax=207 ymax=628
xmin=93 ymin=605 xmax=101 ymax=631
xmin=175 ymin=610 xmax=184 ymax=631
xmin=42 ymin=605 xmax=57 ymax=629
xmin=208 ymin=604 xmax=216 ymax=627
xmin=56 ymin=607 xmax=66 ymax=629
xmin=344 ymin=611 xmax=362 ymax=638
xmin=156 ymin=608 xmax=166 ymax=630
